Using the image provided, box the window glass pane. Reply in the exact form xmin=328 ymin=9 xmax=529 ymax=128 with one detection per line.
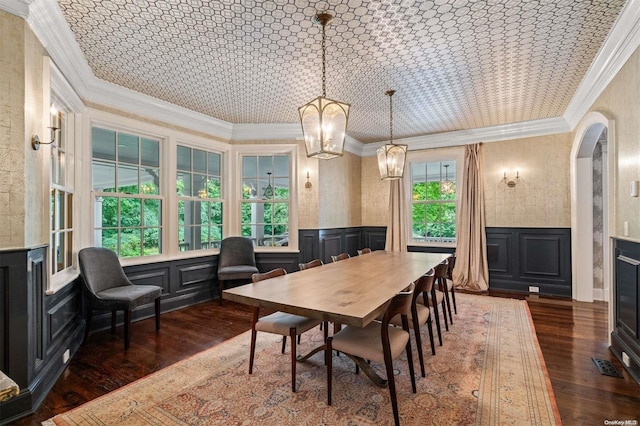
xmin=92 ymin=160 xmax=116 ymax=192
xmin=426 ymin=223 xmax=441 ymax=238
xmin=120 ymin=198 xmax=142 ymax=227
xmin=177 ymin=172 xmax=191 ymax=196
xmin=426 ymin=203 xmax=440 ymax=223
xmin=193 ymin=149 xmax=206 ymax=173
xmin=117 ymin=164 xmax=139 ymax=194
xmin=66 ymin=231 xmax=73 ymax=268
xmin=56 ymin=190 xmax=65 ymax=230
xmin=412 ymin=181 xmax=426 ymax=201
xmin=243 ymin=179 xmax=258 ymax=199
xmin=442 ymin=203 xmax=456 ymax=223
xmin=179 ymin=226 xmax=191 ymax=251
xmin=92 ymin=127 xmax=116 ymax=161
xmin=274 ymin=178 xmax=289 ymax=199
xmin=100 ymin=229 xmax=118 ymax=252
xmin=177 ymin=145 xmax=191 ymax=171
xmin=241 ymin=202 xmax=253 ymax=225
xmin=66 ymin=193 xmax=73 ymax=228
xmin=117 ymin=133 xmax=139 ymax=164
xmin=208 ymin=178 xmax=221 ymax=198
xmin=144 ymin=199 xmax=161 ymax=226
xmin=412 ymin=204 xmax=426 ymax=240
xmin=141 ymin=168 xmax=159 ymax=195
xmin=120 ymin=228 xmax=142 ymax=257
xmin=55 ymin=232 xmax=64 ymax=273
xmin=199 ymin=201 xmax=210 ymax=224
xmin=53 ymin=149 xmax=65 ymax=186
xmin=211 ymin=202 xmax=223 ymax=224
xmin=193 ymin=174 xmax=206 ymax=198
xmin=143 ymin=228 xmax=160 ymax=255
xmin=242 ymin=156 xmax=257 ymax=178
xmin=100 ymin=197 xmax=119 ymax=227
xmin=211 ymin=226 xmax=222 ymax=246
xmin=274 ymin=155 xmax=288 ymax=176
xmin=258 ymin=156 xmax=274 ymax=176
xmin=208 ymin=152 xmax=221 ymax=176
xmin=178 ymin=200 xmax=185 ymax=226
xmin=426 ymin=181 xmax=441 ymax=201
xmin=50 ymin=189 xmax=56 ymax=230
xmin=141 ymin=138 xmax=159 ymax=167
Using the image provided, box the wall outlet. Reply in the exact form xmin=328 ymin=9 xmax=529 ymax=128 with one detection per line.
xmin=529 ymin=286 xmax=539 ymax=293
xmin=622 ymin=352 xmax=630 ymax=367
xmin=62 ymin=349 xmax=70 ymax=364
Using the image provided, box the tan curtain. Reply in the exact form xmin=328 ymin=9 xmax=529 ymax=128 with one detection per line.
xmin=385 ymin=179 xmax=407 ymax=252
xmin=453 ymin=143 xmax=489 ymax=291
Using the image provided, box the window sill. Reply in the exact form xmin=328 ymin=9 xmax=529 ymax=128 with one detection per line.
xmin=408 ymin=241 xmax=456 ymax=249
xmin=46 ymin=269 xmax=80 ymax=295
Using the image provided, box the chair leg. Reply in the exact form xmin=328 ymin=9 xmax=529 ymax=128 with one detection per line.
xmin=406 ymin=334 xmax=417 ymax=394
xmin=297 ymin=335 xmax=301 ymax=344
xmin=383 ymin=350 xmax=400 ymax=426
xmin=155 ymin=297 xmax=161 ymax=331
xmin=431 ymin=291 xmax=443 ymax=346
xmin=290 ymin=327 xmax=297 ymax=392
xmin=412 ymin=315 xmax=426 ymax=377
xmin=443 ymin=283 xmax=453 ymax=324
xmin=451 ymin=285 xmax=457 ymax=314
xmin=427 ymin=316 xmax=436 ymax=355
xmin=218 ymin=280 xmax=225 ymax=306
xmin=124 ymin=309 xmax=132 ymax=350
xmin=326 ymin=337 xmax=333 ymax=405
xmin=249 ymin=309 xmax=259 ymax=374
xmin=83 ymin=309 xmax=92 ymax=344
xmin=441 ymin=298 xmax=449 ymax=331
xmin=281 ymin=336 xmax=287 ymax=354
xmin=111 ymin=310 xmax=117 ymax=334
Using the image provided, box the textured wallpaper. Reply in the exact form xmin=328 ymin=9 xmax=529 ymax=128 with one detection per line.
xmin=318 ymin=151 xmax=362 ymax=228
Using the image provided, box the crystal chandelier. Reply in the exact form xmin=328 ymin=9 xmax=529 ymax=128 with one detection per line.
xmin=298 ymin=12 xmax=351 ymax=160
xmin=377 ymin=90 xmax=407 ymax=180
xmin=440 ymin=164 xmax=455 ymax=195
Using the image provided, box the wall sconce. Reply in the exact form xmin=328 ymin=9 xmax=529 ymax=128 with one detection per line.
xmin=305 ymin=170 xmax=312 ymax=189
xmin=32 ymin=105 xmax=60 ymax=150
xmin=503 ymin=170 xmax=519 ymax=187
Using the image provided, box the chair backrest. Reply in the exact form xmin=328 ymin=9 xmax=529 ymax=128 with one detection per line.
xmin=252 ymin=268 xmax=287 ymax=283
xmin=78 ymin=247 xmax=132 ymax=295
xmin=299 ymin=259 xmax=323 ymax=271
xmin=219 ymin=237 xmax=256 ymax=269
xmin=414 ymin=271 xmax=435 ymax=306
xmin=380 ymin=282 xmax=415 ymax=330
xmin=357 ymin=248 xmax=372 ymax=255
xmin=446 ymin=254 xmax=456 ymax=279
xmin=331 ymin=253 xmax=350 ymax=262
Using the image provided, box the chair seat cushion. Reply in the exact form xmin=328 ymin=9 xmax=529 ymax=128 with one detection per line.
xmin=331 ymin=322 xmax=409 ymax=364
xmin=218 ymin=265 xmax=259 ymax=280
xmin=417 ymin=290 xmax=444 ymax=307
xmin=390 ymin=304 xmax=430 ymax=329
xmin=255 ymin=312 xmax=321 ymax=335
xmin=95 ymin=285 xmax=162 ymax=309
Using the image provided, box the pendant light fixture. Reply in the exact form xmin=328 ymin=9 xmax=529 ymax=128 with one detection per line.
xmin=298 ymin=12 xmax=351 ymax=160
xmin=377 ymin=90 xmax=407 ymax=180
xmin=440 ymin=164 xmax=455 ymax=195
xmin=263 ymin=172 xmax=274 ymax=199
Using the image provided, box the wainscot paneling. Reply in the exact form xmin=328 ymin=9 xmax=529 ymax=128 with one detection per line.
xmin=486 ymin=227 xmax=571 ymax=297
xmin=611 ymin=238 xmax=640 ymax=384
xmin=362 ymin=227 xmax=387 ymax=251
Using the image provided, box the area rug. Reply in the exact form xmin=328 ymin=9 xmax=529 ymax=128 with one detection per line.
xmin=45 ymin=293 xmax=560 ymax=425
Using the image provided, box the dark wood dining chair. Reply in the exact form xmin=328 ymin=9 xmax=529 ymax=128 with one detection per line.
xmin=78 ymin=247 xmax=162 ymax=350
xmin=417 ymin=264 xmax=449 ymax=346
xmin=444 ymin=254 xmax=458 ymax=314
xmin=357 ymin=248 xmax=372 ymax=255
xmin=298 ymin=259 xmax=323 ymax=270
xmin=249 ymin=268 xmax=324 ymax=392
xmin=331 ymin=253 xmax=350 ymax=262
xmin=326 ymin=283 xmax=416 ymax=426
xmin=390 ymin=271 xmax=436 ymax=377
xmin=435 ymin=260 xmax=454 ymax=324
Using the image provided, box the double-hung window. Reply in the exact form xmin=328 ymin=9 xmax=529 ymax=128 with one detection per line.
xmin=176 ymin=145 xmax=223 ymax=251
xmin=91 ymin=127 xmax=163 ymax=257
xmin=410 ymin=160 xmax=457 ymax=243
xmin=240 ymin=155 xmax=290 ymax=247
xmin=50 ymin=103 xmax=74 ymax=277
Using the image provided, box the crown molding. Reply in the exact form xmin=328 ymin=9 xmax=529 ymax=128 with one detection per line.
xmin=0 ymin=0 xmax=31 ymax=18
xmin=361 ymin=116 xmax=571 ymax=156
xmin=563 ymin=0 xmax=640 ymax=129
xmin=231 ymin=123 xmax=302 ymax=141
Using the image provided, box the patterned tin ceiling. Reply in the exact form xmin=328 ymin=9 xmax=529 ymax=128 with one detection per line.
xmin=57 ymin=0 xmax=625 ymax=143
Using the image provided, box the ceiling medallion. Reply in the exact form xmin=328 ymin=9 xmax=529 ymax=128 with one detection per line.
xmin=298 ymin=12 xmax=351 ymax=160
xmin=377 ymin=89 xmax=407 ymax=180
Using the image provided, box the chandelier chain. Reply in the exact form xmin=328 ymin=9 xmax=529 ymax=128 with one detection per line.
xmin=389 ymin=92 xmax=393 ymax=144
xmin=321 ymin=21 xmax=327 ymax=98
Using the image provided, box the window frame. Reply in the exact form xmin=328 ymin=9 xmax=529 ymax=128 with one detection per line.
xmin=405 ymin=148 xmax=464 ymax=248
xmin=231 ymin=144 xmax=299 ymax=252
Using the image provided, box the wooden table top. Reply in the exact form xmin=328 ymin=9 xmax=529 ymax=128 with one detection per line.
xmin=223 ymin=251 xmax=450 ymax=327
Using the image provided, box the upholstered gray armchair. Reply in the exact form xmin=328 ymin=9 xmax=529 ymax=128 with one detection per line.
xmin=217 ymin=237 xmax=258 ymax=304
xmin=78 ymin=247 xmax=162 ymax=350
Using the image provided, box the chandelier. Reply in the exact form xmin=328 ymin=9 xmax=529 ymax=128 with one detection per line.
xmin=441 ymin=164 xmax=455 ymax=195
xmin=377 ymin=90 xmax=407 ymax=180
xmin=298 ymin=12 xmax=351 ymax=160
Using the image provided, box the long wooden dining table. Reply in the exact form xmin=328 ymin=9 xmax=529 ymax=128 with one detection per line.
xmin=222 ymin=250 xmax=450 ymax=386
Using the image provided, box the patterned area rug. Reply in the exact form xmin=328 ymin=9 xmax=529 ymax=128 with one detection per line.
xmin=45 ymin=293 xmax=560 ymax=425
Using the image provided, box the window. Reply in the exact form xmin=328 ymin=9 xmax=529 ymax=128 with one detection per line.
xmin=240 ymin=155 xmax=290 ymax=247
xmin=176 ymin=145 xmax=223 ymax=251
xmin=410 ymin=160 xmax=457 ymax=243
xmin=91 ymin=127 xmax=162 ymax=258
xmin=50 ymin=104 xmax=74 ymax=276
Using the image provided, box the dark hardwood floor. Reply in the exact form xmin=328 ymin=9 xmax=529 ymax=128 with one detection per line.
xmin=11 ymin=293 xmax=640 ymax=425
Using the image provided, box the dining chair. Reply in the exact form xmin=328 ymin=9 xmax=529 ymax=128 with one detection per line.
xmin=445 ymin=254 xmax=458 ymax=314
xmin=326 ymin=283 xmax=417 ymax=426
xmin=331 ymin=253 xmax=350 ymax=262
xmin=217 ymin=236 xmax=259 ymax=305
xmin=298 ymin=258 xmax=323 ymax=270
xmin=78 ymin=247 xmax=162 ymax=350
xmin=357 ymin=248 xmax=372 ymax=255
xmin=249 ymin=268 xmax=325 ymax=392
xmin=435 ymin=260 xmax=454 ymax=324
xmin=390 ymin=271 xmax=436 ymax=377
xmin=417 ymin=264 xmax=449 ymax=346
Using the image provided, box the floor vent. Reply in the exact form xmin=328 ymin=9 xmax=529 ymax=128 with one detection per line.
xmin=592 ymin=357 xmax=623 ymax=378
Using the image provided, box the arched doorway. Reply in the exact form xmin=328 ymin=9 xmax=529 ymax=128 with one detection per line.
xmin=570 ymin=112 xmax=614 ymax=308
